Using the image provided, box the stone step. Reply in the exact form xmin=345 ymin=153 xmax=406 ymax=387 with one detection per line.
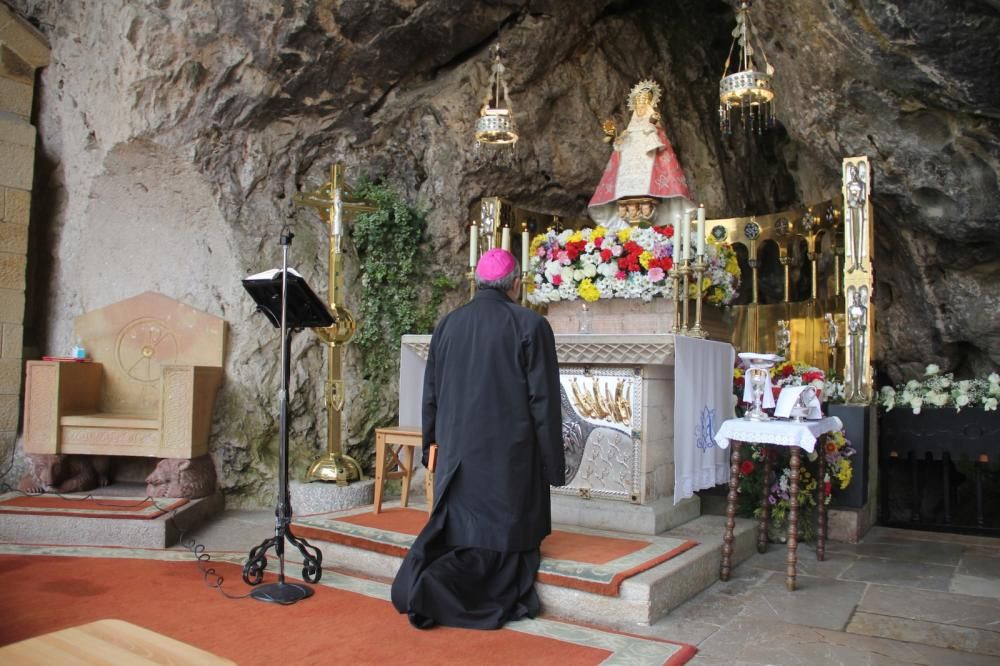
xmin=296 ymin=504 xmax=759 ymax=627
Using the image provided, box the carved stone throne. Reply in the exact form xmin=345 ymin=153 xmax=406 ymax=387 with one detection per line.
xmin=23 ymin=292 xmax=226 ymax=459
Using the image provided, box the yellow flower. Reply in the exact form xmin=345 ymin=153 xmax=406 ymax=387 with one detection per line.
xmin=616 ymin=227 xmax=631 ymax=243
xmin=529 ymin=233 xmax=547 ymax=254
xmin=578 ymin=278 xmax=600 ymax=302
xmin=592 ymin=225 xmax=607 ymax=240
xmin=639 ymin=251 xmax=652 ymax=269
xmin=569 ymin=231 xmax=583 ymax=243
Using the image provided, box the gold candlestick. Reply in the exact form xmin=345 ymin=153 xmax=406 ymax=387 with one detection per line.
xmin=468 ymin=269 xmax=476 ymax=301
xmin=521 ymin=270 xmax=530 ymax=306
xmin=689 ymin=254 xmax=707 ymax=339
xmin=669 ymin=266 xmax=682 ymax=333
xmin=680 ymin=260 xmax=691 ymax=333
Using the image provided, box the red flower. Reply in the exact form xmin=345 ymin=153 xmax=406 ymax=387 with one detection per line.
xmin=803 ymin=370 xmax=824 ymax=384
xmin=600 ymin=248 xmax=613 ymax=262
xmin=594 ymin=236 xmax=604 ymax=248
xmin=824 ymin=481 xmax=832 ymax=496
xmin=615 ymin=270 xmax=627 ymax=280
xmin=781 ymin=364 xmax=795 ymax=378
xmin=740 ymin=460 xmax=754 ymax=476
xmin=653 ymin=224 xmax=675 ymax=238
xmin=552 ymin=274 xmax=562 ymax=286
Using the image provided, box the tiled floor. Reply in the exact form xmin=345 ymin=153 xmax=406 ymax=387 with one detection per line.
xmin=179 ymin=511 xmax=1000 ymax=665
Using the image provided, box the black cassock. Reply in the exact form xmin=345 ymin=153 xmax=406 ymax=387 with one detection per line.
xmin=391 ymin=287 xmax=565 ymax=629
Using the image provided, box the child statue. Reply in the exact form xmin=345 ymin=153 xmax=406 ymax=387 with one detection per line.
xmin=588 ymin=80 xmax=693 ymax=232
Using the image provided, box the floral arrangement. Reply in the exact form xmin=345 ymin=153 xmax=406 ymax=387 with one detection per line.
xmin=736 ymin=430 xmax=856 ymax=532
xmin=878 ymin=364 xmax=1000 ymax=414
xmin=526 ymin=224 xmax=740 ymax=305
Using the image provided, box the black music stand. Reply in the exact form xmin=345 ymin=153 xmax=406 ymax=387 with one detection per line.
xmin=241 ymin=229 xmax=333 ymax=604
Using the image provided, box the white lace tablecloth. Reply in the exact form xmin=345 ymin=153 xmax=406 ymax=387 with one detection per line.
xmin=714 ymin=416 xmax=843 ymax=454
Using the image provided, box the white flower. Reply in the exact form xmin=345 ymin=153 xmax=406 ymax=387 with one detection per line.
xmin=927 ymin=391 xmax=950 ymax=407
xmin=911 ymin=397 xmax=923 ymax=414
xmin=955 ymin=393 xmax=970 ymax=410
xmin=582 ymin=263 xmax=597 ymax=278
xmin=985 ymin=397 xmax=998 ymax=411
xmin=905 ymin=380 xmax=921 ymax=391
xmin=989 ymin=373 xmax=1000 ymax=385
xmin=925 ymin=364 xmax=940 ymax=376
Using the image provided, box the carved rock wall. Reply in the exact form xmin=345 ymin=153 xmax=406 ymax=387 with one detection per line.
xmin=8 ymin=0 xmax=999 ymax=505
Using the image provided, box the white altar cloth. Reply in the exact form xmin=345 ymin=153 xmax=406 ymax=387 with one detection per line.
xmin=713 ymin=416 xmax=843 ymax=454
xmin=672 ymin=336 xmax=735 ymax=505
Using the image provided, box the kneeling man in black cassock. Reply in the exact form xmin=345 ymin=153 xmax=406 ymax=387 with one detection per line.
xmin=391 ymin=247 xmax=565 ymax=630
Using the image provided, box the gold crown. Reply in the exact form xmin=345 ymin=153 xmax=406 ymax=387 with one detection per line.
xmin=627 ymin=79 xmax=662 ymax=112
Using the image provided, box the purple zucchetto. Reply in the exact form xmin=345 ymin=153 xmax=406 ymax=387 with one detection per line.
xmin=475 ymin=248 xmax=517 ymax=280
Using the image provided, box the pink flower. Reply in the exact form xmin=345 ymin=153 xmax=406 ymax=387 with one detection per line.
xmin=648 ymin=267 xmax=665 ymax=282
xmin=536 ymin=247 xmax=546 ymax=257
xmin=615 ymin=271 xmax=627 ymax=280
xmin=552 ymin=274 xmax=562 ymax=286
xmin=611 ymin=245 xmax=623 ymax=257
xmin=557 ymin=250 xmax=570 ymax=265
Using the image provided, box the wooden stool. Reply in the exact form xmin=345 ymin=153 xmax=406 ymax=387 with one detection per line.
xmin=373 ymin=426 xmax=434 ymax=514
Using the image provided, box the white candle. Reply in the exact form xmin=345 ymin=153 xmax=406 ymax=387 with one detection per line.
xmin=674 ymin=213 xmax=683 ymax=262
xmin=469 ymin=224 xmax=479 ymax=268
xmin=697 ymin=204 xmax=706 ymax=257
xmin=521 ymin=228 xmax=529 ymax=268
xmin=501 ymin=226 xmax=511 ymax=252
xmin=681 ymin=212 xmax=691 ymax=261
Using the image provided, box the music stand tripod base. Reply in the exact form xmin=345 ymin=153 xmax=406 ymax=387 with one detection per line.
xmin=250 ymin=581 xmax=315 ymax=604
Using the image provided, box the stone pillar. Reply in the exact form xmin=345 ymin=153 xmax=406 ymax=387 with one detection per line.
xmin=0 ymin=5 xmax=50 ymax=460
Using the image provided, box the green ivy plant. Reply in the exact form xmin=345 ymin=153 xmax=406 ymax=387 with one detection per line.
xmin=348 ymin=178 xmax=453 ymax=464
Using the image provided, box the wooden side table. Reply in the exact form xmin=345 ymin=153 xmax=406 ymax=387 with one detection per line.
xmin=373 ymin=426 xmax=433 ymax=514
xmin=714 ymin=416 xmax=843 ymax=591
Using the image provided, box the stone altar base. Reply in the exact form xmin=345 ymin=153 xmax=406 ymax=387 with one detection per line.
xmin=0 ymin=482 xmax=224 ymax=549
xmin=551 ymin=494 xmax=701 ymax=536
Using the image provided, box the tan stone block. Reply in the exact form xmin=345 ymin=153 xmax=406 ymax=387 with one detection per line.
xmin=0 ymin=252 xmax=25 ymax=290
xmin=0 ymin=141 xmax=33 ymax=190
xmin=1 ymin=44 xmax=35 ymax=84
xmin=0 ymin=219 xmax=28 ymax=253
xmin=0 ymin=6 xmax=51 ymax=69
xmin=0 ymin=358 xmax=21 ymax=392
xmin=0 ymin=394 xmax=19 ymax=431
xmin=0 ymin=288 xmax=24 ymax=324
xmin=0 ymin=112 xmax=35 ymax=147
xmin=3 ymin=187 xmax=30 ymax=225
xmin=0 ymin=77 xmax=32 ymax=118
xmin=1 ymin=323 xmax=23 ymax=358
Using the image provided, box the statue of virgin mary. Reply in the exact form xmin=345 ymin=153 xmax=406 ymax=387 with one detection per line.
xmin=588 ymin=80 xmax=692 ymax=231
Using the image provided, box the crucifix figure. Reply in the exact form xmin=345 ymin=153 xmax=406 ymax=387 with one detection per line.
xmin=294 ymin=163 xmax=376 ymax=485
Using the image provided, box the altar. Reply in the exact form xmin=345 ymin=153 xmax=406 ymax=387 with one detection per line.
xmin=399 ymin=331 xmax=734 ymax=535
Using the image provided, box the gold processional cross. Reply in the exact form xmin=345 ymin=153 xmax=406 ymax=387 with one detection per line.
xmin=294 ymin=163 xmax=376 ymax=485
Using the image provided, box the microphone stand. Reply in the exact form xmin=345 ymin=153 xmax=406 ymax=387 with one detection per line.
xmin=242 ymin=229 xmax=323 ymax=604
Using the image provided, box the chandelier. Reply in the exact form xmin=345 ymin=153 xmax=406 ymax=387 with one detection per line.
xmin=474 ymin=41 xmax=518 ymax=166
xmin=719 ymin=0 xmax=775 ymax=135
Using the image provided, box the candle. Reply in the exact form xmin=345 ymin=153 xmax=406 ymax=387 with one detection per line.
xmin=521 ymin=228 xmax=529 ymax=268
xmin=469 ymin=223 xmax=479 ymax=268
xmin=697 ymin=204 xmax=706 ymax=257
xmin=501 ymin=226 xmax=511 ymax=252
xmin=681 ymin=212 xmax=691 ymax=261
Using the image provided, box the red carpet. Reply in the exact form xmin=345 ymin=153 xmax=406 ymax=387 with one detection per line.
xmin=0 ymin=493 xmax=187 ymax=520
xmin=0 ymin=554 xmax=696 ymax=665
xmin=294 ymin=507 xmax=698 ymax=596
